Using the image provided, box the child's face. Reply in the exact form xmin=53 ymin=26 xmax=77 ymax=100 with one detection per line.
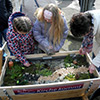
xmin=44 ymin=17 xmax=52 ymax=23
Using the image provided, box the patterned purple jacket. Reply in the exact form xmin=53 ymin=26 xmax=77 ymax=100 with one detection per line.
xmin=7 ymin=12 xmax=35 ymax=64
xmin=33 ymin=16 xmax=68 ymax=52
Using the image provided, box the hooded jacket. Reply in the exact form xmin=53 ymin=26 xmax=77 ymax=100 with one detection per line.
xmin=7 ymin=12 xmax=35 ymax=64
xmin=33 ymin=16 xmax=68 ymax=52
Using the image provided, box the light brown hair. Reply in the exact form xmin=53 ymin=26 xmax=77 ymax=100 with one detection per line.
xmin=13 ymin=16 xmax=32 ymax=33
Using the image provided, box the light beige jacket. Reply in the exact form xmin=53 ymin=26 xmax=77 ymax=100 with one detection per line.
xmin=22 ymin=0 xmax=57 ymax=23
xmin=86 ymin=10 xmax=100 ymax=67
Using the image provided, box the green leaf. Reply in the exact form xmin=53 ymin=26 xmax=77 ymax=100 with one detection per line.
xmin=17 ymin=80 xmax=19 ymax=84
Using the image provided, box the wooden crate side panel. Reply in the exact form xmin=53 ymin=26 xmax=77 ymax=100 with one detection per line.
xmin=0 ymin=89 xmax=86 ymax=100
xmin=82 ymin=78 xmax=100 ymax=98
xmin=0 ymin=80 xmax=91 ymax=96
xmin=0 ymin=81 xmax=86 ymax=96
xmin=0 ymin=79 xmax=100 ymax=99
xmin=0 ymin=88 xmax=15 ymax=96
xmin=0 ymin=57 xmax=8 ymax=85
xmin=88 ymin=79 xmax=100 ymax=91
xmin=0 ymin=42 xmax=7 ymax=75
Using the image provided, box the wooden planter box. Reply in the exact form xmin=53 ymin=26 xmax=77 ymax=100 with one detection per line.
xmin=0 ymin=50 xmax=100 ymax=100
xmin=0 ymin=42 xmax=7 ymax=75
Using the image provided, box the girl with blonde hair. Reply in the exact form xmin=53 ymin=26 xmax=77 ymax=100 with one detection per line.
xmin=33 ymin=4 xmax=68 ymax=55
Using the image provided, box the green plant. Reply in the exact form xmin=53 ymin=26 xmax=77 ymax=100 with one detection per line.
xmin=39 ymin=69 xmax=52 ymax=76
xmin=64 ymin=73 xmax=76 ymax=81
xmin=75 ymin=72 xmax=90 ymax=80
xmin=6 ymin=62 xmax=24 ymax=79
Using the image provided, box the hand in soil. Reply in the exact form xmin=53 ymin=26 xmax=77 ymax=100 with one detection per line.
xmin=24 ymin=61 xmax=31 ymax=67
xmin=79 ymin=48 xmax=86 ymax=55
xmin=89 ymin=63 xmax=96 ymax=74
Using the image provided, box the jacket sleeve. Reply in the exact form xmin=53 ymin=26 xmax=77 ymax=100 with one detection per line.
xmin=54 ymin=16 xmax=68 ymax=51
xmin=6 ymin=0 xmax=13 ymax=17
xmin=7 ymin=31 xmax=28 ymax=65
xmin=33 ymin=20 xmax=50 ymax=50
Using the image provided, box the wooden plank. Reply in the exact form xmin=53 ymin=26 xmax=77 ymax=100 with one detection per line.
xmin=0 ymin=88 xmax=97 ymax=100
xmin=0 ymin=42 xmax=7 ymax=75
xmin=0 ymin=57 xmax=8 ymax=85
xmin=82 ymin=95 xmax=89 ymax=100
xmin=0 ymin=79 xmax=99 ymax=96
xmin=8 ymin=50 xmax=79 ymax=59
xmin=1 ymin=42 xmax=7 ymax=50
xmin=0 ymin=89 xmax=86 ymax=100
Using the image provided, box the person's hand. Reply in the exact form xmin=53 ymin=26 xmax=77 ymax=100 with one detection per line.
xmin=79 ymin=47 xmax=92 ymax=55
xmin=89 ymin=63 xmax=96 ymax=74
xmin=46 ymin=46 xmax=55 ymax=55
xmin=47 ymin=48 xmax=55 ymax=55
xmin=79 ymin=48 xmax=86 ymax=55
xmin=24 ymin=61 xmax=31 ymax=67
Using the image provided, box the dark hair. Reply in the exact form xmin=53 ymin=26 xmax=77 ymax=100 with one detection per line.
xmin=13 ymin=16 xmax=32 ymax=33
xmin=69 ymin=13 xmax=93 ymax=37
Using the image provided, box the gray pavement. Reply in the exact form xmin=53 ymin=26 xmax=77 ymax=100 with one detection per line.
xmin=57 ymin=0 xmax=100 ymax=23
xmin=6 ymin=0 xmax=100 ymax=54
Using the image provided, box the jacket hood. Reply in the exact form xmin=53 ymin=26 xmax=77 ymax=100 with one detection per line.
xmin=8 ymin=12 xmax=25 ymax=26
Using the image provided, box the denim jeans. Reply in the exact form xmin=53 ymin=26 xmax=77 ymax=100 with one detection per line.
xmin=0 ymin=28 xmax=7 ymax=47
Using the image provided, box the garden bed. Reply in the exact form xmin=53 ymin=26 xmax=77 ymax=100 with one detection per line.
xmin=4 ymin=54 xmax=97 ymax=86
xmin=0 ymin=51 xmax=100 ymax=100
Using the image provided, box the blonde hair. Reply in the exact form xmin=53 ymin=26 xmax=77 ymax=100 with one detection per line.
xmin=35 ymin=4 xmax=64 ymax=46
xmin=13 ymin=16 xmax=32 ymax=33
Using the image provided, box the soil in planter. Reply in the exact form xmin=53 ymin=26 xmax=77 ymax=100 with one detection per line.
xmin=3 ymin=54 xmax=97 ymax=86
